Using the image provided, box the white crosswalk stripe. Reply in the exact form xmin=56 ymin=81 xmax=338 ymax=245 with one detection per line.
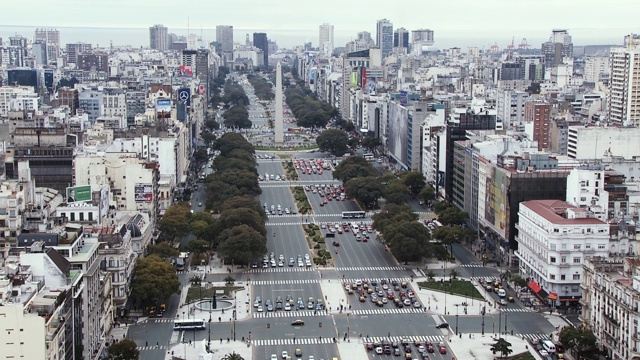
xmin=247 ymin=267 xmax=315 ymax=273
xmin=253 ymin=337 xmax=335 ymax=346
xmin=498 ymin=308 xmax=533 ymax=313
xmin=253 ymin=310 xmax=328 ymax=319
xmin=460 ymin=263 xmax=485 ymax=268
xmin=342 ymin=277 xmax=411 ymax=284
xmin=351 ymin=308 xmax=425 ymax=316
xmin=335 ymin=266 xmax=406 ymax=271
xmin=137 ymin=345 xmax=168 ymax=351
xmin=265 ymin=222 xmax=305 ymax=226
xmin=521 ymin=334 xmax=550 ymax=341
xmin=363 ymin=335 xmax=445 ymax=343
xmin=253 ymin=279 xmax=320 ymax=285
xmin=145 ymin=318 xmax=174 ymax=323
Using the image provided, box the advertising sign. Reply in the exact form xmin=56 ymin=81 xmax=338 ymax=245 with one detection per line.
xmin=399 ymin=90 xmax=409 ymax=105
xmin=350 ymin=71 xmax=359 ymax=87
xmin=178 ymin=65 xmax=193 ymax=77
xmin=156 ymin=98 xmax=171 ymax=119
xmin=134 ymin=183 xmax=153 ymax=203
xmin=177 ymin=88 xmax=191 ymax=106
xmin=388 ymin=102 xmax=409 ymax=166
xmin=66 ymin=185 xmax=92 ymax=203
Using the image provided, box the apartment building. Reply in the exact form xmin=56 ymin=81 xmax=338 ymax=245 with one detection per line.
xmin=608 ymin=34 xmax=640 ymax=126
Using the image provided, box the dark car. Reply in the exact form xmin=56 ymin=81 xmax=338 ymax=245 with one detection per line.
xmin=393 ymin=348 xmax=401 ymax=356
xmin=436 ymin=322 xmax=449 ymax=329
xmin=291 ymin=319 xmax=305 ymax=326
xmin=333 ymin=241 xmax=340 ymax=246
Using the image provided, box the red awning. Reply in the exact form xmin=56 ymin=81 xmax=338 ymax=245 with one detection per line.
xmin=528 ymin=280 xmax=542 ymax=294
xmin=548 ymin=292 xmax=558 ymax=300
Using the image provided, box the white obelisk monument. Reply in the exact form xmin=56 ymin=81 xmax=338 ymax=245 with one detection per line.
xmin=274 ymin=62 xmax=284 ymax=144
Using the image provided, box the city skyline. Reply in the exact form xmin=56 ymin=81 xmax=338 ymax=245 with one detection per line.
xmin=1 ymin=0 xmax=640 ymax=49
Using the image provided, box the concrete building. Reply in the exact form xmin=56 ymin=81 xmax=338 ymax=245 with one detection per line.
xmin=125 ymin=91 xmax=145 ymax=126
xmin=319 ymin=23 xmax=334 ymax=57
xmin=77 ymin=53 xmax=109 ymax=73
xmin=608 ymin=34 xmax=640 ymax=126
xmin=65 ymin=42 xmax=92 ymax=65
xmin=216 ymin=25 xmax=234 ymax=54
xmin=340 ymin=49 xmax=382 ymax=121
xmin=524 ymin=100 xmax=551 ymax=151
xmin=102 ymin=88 xmax=127 ymax=120
xmin=79 ymin=88 xmax=104 ymax=123
xmin=346 ymin=31 xmax=375 ymax=53
xmin=496 ymin=90 xmax=528 ymax=130
xmin=515 ymin=200 xmax=608 ymax=304
xmin=565 ymin=165 xmax=608 ymax=221
xmin=0 ymin=86 xmax=37 ymax=118
xmin=57 ymin=87 xmax=80 ymax=115
xmin=252 ymin=33 xmax=268 ymax=67
xmin=581 ymin=257 xmax=640 ymax=360
xmin=376 ymin=19 xmax=393 ymax=58
xmin=149 ymin=24 xmax=168 ymax=51
xmin=585 ymin=56 xmax=610 ymax=83
xmin=541 ymin=29 xmax=573 ymax=66
xmin=411 ymin=29 xmax=434 ymax=54
xmin=567 ymin=125 xmax=640 ymax=159
xmin=34 ymin=28 xmax=60 ymax=63
xmin=393 ymin=27 xmax=409 ymax=54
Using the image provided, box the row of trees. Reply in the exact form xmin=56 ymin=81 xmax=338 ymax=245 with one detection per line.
xmin=316 ymin=129 xmax=349 ymax=156
xmin=221 ymin=80 xmax=252 ymax=129
xmin=372 ymin=204 xmax=432 ymax=264
xmin=209 ymin=66 xmax=230 ymax=106
xmin=247 ymin=74 xmax=274 ymax=101
xmin=284 ymin=85 xmax=337 ymax=128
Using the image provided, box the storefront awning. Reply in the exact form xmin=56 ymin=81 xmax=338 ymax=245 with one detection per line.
xmin=548 ymin=292 xmax=558 ymax=300
xmin=528 ymin=280 xmax=542 ymax=293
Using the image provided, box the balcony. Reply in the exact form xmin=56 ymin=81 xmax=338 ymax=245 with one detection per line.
xmin=603 ymin=312 xmax=620 ymax=326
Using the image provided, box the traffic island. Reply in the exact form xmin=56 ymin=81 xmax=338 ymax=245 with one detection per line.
xmin=291 ymin=186 xmax=312 ymax=214
xmin=446 ymin=334 xmax=536 ymax=360
xmin=302 ymin=224 xmax=333 ymax=267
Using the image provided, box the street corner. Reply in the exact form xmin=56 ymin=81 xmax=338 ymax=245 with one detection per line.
xmin=336 ymin=338 xmax=369 ymax=359
xmin=446 ymin=333 xmax=534 ymax=360
xmin=166 ymin=339 xmax=252 ymax=360
xmin=319 ymin=279 xmax=350 ymax=314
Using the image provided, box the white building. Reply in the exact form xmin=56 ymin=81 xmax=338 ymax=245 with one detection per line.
xmin=585 ymin=56 xmax=610 ymax=83
xmin=565 ymin=165 xmax=607 ymax=221
xmin=0 ymin=86 xmax=37 ymax=118
xmin=567 ymin=125 xmax=640 ymax=159
xmin=319 ymin=23 xmax=334 ymax=57
xmin=608 ymin=34 xmax=640 ymax=126
xmin=496 ymin=90 xmax=528 ymax=130
xmin=102 ymin=88 xmax=127 ymax=120
xmin=515 ymin=200 xmax=609 ymax=304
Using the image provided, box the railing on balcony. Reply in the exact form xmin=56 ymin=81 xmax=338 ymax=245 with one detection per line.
xmin=603 ymin=312 xmax=621 ymax=326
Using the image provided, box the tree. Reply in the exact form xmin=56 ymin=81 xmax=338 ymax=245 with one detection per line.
xmin=419 ymin=186 xmax=436 ymax=204
xmin=222 ymin=105 xmax=251 ymax=129
xmin=347 ymin=137 xmax=360 ymax=150
xmin=224 ymin=276 xmax=235 ymax=285
xmin=385 ymin=179 xmax=409 ymax=205
xmin=372 ymin=204 xmax=418 ymax=234
xmin=437 ymin=207 xmax=468 ymax=226
xmin=316 ymin=129 xmax=349 ymax=156
xmin=185 ymin=239 xmax=210 ymax=261
xmin=219 ymin=208 xmax=267 ymax=236
xmin=333 ymin=156 xmax=378 ymax=183
xmin=449 ymin=269 xmax=459 ymax=280
xmin=189 ymin=212 xmax=218 ymax=243
xmin=490 ymin=338 xmax=513 ymax=359
xmin=130 ymin=255 xmax=180 ymax=309
xmin=213 ymin=132 xmax=255 ymax=157
xmin=107 ymin=339 xmax=139 ymax=360
xmin=402 ymin=172 xmax=426 ymax=195
xmin=159 ymin=204 xmax=191 ymax=241
xmin=384 ymin=221 xmax=431 ymax=264
xmin=344 ymin=176 xmax=386 ymax=209
xmin=222 ymin=352 xmax=245 ymax=360
xmin=559 ymin=327 xmax=597 ymax=358
xmin=511 ymin=275 xmax=527 ymax=288
xmin=193 ymin=148 xmax=208 ymax=165
xmin=204 ymin=119 xmax=219 ymax=131
xmin=427 ymin=270 xmax=436 ymax=280
xmin=217 ymin=225 xmax=267 ymax=266
xmin=146 ymin=242 xmax=179 ymax=259
xmin=221 ymin=195 xmax=267 ymax=221
xmin=361 ymin=136 xmax=382 ymax=154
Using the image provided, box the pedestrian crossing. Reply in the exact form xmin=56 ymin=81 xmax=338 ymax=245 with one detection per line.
xmin=144 ymin=318 xmax=174 ymax=323
xmin=335 ymin=266 xmax=406 ymax=271
xmin=351 ymin=308 xmax=426 ymax=316
xmin=253 ymin=279 xmax=320 ymax=285
xmin=265 ymin=222 xmax=305 ymax=226
xmin=253 ymin=337 xmax=336 ymax=346
xmin=460 ymin=263 xmax=485 ymax=268
xmin=497 ymin=308 xmax=532 ymax=313
xmin=521 ymin=334 xmax=550 ymax=341
xmin=253 ymin=310 xmax=328 ymax=318
xmin=247 ymin=267 xmax=315 ymax=273
xmin=137 ymin=345 xmax=167 ymax=351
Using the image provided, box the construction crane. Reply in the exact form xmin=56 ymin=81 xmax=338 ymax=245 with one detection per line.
xmin=490 ymin=43 xmax=500 ymax=53
xmin=507 ymin=36 xmax=515 ymax=51
xmin=518 ymin=38 xmax=530 ymax=50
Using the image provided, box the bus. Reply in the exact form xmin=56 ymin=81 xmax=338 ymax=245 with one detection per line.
xmin=342 ymin=211 xmax=366 ymax=219
xmin=173 ymin=319 xmax=206 ymax=331
xmin=175 ymin=257 xmax=185 ymax=271
xmin=363 ymin=153 xmax=375 ymax=161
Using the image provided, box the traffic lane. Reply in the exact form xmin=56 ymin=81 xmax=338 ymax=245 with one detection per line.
xmin=257 ymin=162 xmax=286 ymax=179
xmin=444 ymin=312 xmax=555 ymax=336
xmin=128 ymin=322 xmax=174 ymax=351
xmin=333 ymin=229 xmax=401 ymax=268
xmin=251 ymin=283 xmax=323 ymax=314
xmin=139 ymin=349 xmax=166 ymax=360
xmin=260 ymin=186 xmax=297 ymax=215
xmin=258 ymin=344 xmax=338 ymax=360
xmin=235 ymin=316 xmax=337 ymax=341
xmin=334 ymin=312 xmax=444 ymax=339
xmin=266 ymin=225 xmax=310 ymax=269
xmin=245 ymin=269 xmax=319 ymax=283
xmin=338 ymin=280 xmax=419 ymax=311
xmin=365 ymin=341 xmax=452 ymax=360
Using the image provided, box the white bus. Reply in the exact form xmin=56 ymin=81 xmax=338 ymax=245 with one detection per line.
xmin=342 ymin=211 xmax=366 ymax=219
xmin=173 ymin=319 xmax=206 ymax=331
xmin=363 ymin=153 xmax=375 ymax=161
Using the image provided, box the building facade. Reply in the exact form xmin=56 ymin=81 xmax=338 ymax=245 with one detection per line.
xmin=252 ymin=33 xmax=268 ymax=67
xmin=376 ymin=19 xmax=393 ymax=59
xmin=149 ymin=24 xmax=168 ymax=51
xmin=608 ymin=34 xmax=640 ymax=126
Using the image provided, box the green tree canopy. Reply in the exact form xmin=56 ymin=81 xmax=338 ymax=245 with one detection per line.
xmin=419 ymin=186 xmax=436 ymax=204
xmin=437 ymin=206 xmax=468 ymax=226
xmin=385 ymin=178 xmax=409 ymax=205
xmin=107 ymin=339 xmax=139 ymax=360
xmin=333 ymin=156 xmax=379 ymax=183
xmin=247 ymin=74 xmax=274 ymax=100
xmin=130 ymin=255 xmax=180 ymax=308
xmin=214 ymin=132 xmax=255 ymax=157
xmin=222 ymin=352 xmax=245 ymax=360
xmin=372 ymin=203 xmax=418 ymax=234
xmin=217 ymin=224 xmax=267 ymax=266
xmin=402 ymin=171 xmax=426 ymax=195
xmin=219 ymin=208 xmax=267 ymax=236
xmin=361 ymin=136 xmax=382 ymax=154
xmin=344 ymin=176 xmax=386 ymax=209
xmin=384 ymin=221 xmax=431 ymax=264
xmin=159 ymin=204 xmax=191 ymax=241
xmin=316 ymin=129 xmax=349 ymax=156
xmin=221 ymin=195 xmax=267 ymax=221
xmin=222 ymin=105 xmax=251 ymax=129
xmin=559 ymin=327 xmax=597 ymax=357
xmin=490 ymin=338 xmax=513 ymax=359
xmin=146 ymin=242 xmax=180 ymax=259
xmin=185 ymin=239 xmax=210 ymax=260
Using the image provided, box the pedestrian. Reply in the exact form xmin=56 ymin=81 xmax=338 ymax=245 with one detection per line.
xmin=227 ymin=338 xmax=230 ymax=343
xmin=220 ymin=338 xmax=223 ymax=344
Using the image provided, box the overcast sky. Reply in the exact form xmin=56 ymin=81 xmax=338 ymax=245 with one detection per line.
xmin=2 ymin=0 xmax=639 ymax=48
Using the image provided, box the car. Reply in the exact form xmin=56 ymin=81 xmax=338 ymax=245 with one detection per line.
xmin=284 ymin=303 xmax=291 ymax=311
xmin=359 ymin=296 xmax=366 ymax=302
xmin=257 ymin=305 xmax=264 ymax=312
xmin=436 ymin=322 xmax=449 ymax=329
xmin=500 ymin=299 xmax=508 ymax=306
xmin=291 ymin=319 xmax=305 ymax=326
xmin=426 ymin=343 xmax=435 ymax=353
xmin=413 ymin=301 xmax=421 ymax=308
xmin=281 ymin=351 xmax=288 ymax=359
xmin=393 ymin=348 xmax=401 ymax=356
xmin=289 ymin=258 xmax=294 ymax=266
xmin=271 ymin=354 xmax=277 ymax=360
xmin=332 ymin=241 xmax=340 ymax=246
xmin=294 ymin=348 xmax=302 ymax=357
xmin=375 ymin=347 xmax=383 ymax=355
xmin=539 ymin=350 xmax=549 ymax=356
xmin=439 ymin=345 xmax=447 ymax=354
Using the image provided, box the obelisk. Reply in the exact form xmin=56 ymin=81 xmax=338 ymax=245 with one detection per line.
xmin=274 ymin=61 xmax=284 ymax=144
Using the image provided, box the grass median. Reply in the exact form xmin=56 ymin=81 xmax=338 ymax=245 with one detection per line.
xmin=417 ymin=280 xmax=483 ymax=300
xmin=185 ymin=285 xmax=244 ymax=304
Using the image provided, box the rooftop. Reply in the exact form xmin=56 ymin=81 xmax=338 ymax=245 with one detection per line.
xmin=522 ymin=200 xmax=605 ymax=225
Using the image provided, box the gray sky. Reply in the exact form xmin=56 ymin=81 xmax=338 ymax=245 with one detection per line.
xmin=2 ymin=0 xmax=639 ymax=48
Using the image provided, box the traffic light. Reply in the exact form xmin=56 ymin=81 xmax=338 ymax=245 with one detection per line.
xmin=213 ymin=294 xmax=217 ymax=309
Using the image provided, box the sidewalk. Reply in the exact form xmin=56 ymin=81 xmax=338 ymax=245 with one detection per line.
xmin=447 ymin=333 xmax=537 ymax=360
xmin=165 ymin=339 xmax=251 ymax=360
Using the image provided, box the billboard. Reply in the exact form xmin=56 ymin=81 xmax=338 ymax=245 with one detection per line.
xmin=156 ymin=98 xmax=171 ymax=119
xmin=66 ymin=185 xmax=92 ymax=203
xmin=177 ymin=88 xmax=191 ymax=106
xmin=399 ymin=90 xmax=409 ymax=105
xmin=350 ymin=70 xmax=359 ymax=87
xmin=388 ymin=101 xmax=409 ymax=166
xmin=483 ymin=166 xmax=508 ymax=238
xmin=134 ymin=183 xmax=153 ymax=203
xmin=309 ymin=68 xmax=316 ymax=85
xmin=178 ymin=65 xmax=193 ymax=77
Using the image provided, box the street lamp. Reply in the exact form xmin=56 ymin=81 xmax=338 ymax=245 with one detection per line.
xmin=504 ymin=307 xmax=508 ymax=335
xmin=455 ymin=304 xmax=459 ymax=335
xmin=481 ymin=303 xmax=485 ymax=335
xmin=565 ymin=286 xmax=569 ymax=315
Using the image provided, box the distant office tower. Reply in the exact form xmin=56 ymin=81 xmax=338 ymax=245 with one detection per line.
xmin=253 ymin=32 xmax=268 ymax=67
xmin=149 ymin=24 xmax=168 ymax=51
xmin=34 ymin=28 xmax=60 ymax=61
xmin=32 ymin=41 xmax=47 ymax=65
xmin=608 ymin=34 xmax=640 ymax=126
xmin=411 ymin=29 xmax=434 ymax=54
xmin=275 ymin=62 xmax=284 ymax=143
xmin=216 ymin=25 xmax=234 ymax=54
xmin=195 ymin=49 xmax=209 ymax=83
xmin=66 ymin=42 xmax=92 ymax=64
xmin=525 ymin=100 xmax=551 ymax=151
xmin=500 ymin=62 xmax=523 ymax=80
xmin=541 ymin=29 xmax=573 ymax=66
xmin=319 ymin=23 xmax=334 ymax=56
xmin=376 ymin=19 xmax=393 ymax=58
xmin=393 ymin=27 xmax=409 ymax=53
xmin=77 ymin=53 xmax=109 ymax=72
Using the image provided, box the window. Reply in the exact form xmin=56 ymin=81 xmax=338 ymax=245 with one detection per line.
xmin=550 ymin=274 xmax=556 ymax=280
xmin=574 ymin=244 xmax=581 ymax=250
xmin=573 ymin=257 xmax=581 ymax=264
xmin=561 ymin=256 xmax=567 ymax=263
xmin=573 ymin=274 xmax=580 ymax=280
xmin=554 ymin=228 xmax=559 ymax=233
xmin=79 ymin=212 xmax=84 ymax=221
xmin=561 ymin=244 xmax=567 ymax=250
xmin=561 ymin=275 xmax=566 ymax=280
xmin=109 ymin=259 xmax=115 ymax=267
xmin=598 ymin=244 xmax=606 ymax=250
xmin=70 ymin=213 xmax=75 ymax=221
xmin=585 ymin=244 xmax=591 ymax=249
xmin=88 ymin=212 xmax=93 ymax=221
xmin=550 ymin=257 xmax=556 ymax=263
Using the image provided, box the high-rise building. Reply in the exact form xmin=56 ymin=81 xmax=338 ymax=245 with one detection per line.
xmin=319 ymin=23 xmax=334 ymax=56
xmin=608 ymin=34 xmax=640 ymax=126
xmin=34 ymin=28 xmax=60 ymax=61
xmin=541 ymin=29 xmax=573 ymax=66
xmin=149 ymin=24 xmax=168 ymax=51
xmin=524 ymin=100 xmax=551 ymax=151
xmin=32 ymin=41 xmax=47 ymax=65
xmin=411 ymin=29 xmax=434 ymax=54
xmin=216 ymin=25 xmax=234 ymax=54
xmin=253 ymin=32 xmax=268 ymax=67
xmin=393 ymin=27 xmax=409 ymax=53
xmin=77 ymin=53 xmax=109 ymax=72
xmin=195 ymin=49 xmax=210 ymax=83
xmin=65 ymin=42 xmax=92 ymax=64
xmin=376 ymin=19 xmax=393 ymax=58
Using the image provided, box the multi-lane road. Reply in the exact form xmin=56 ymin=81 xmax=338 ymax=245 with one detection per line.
xmin=128 ymin=74 xmax=558 ymax=360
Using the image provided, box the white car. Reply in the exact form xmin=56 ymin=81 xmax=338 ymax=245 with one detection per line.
xmin=281 ymin=351 xmax=288 ymax=359
xmin=270 ymin=354 xmax=277 ymax=360
xmin=257 ymin=305 xmax=264 ymax=312
xmin=539 ymin=350 xmax=549 ymax=356
xmin=284 ymin=303 xmax=291 ymax=311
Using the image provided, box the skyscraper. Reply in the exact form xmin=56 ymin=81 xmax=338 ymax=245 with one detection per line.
xmin=541 ymin=29 xmax=573 ymax=66
xmin=319 ymin=23 xmax=334 ymax=56
xmin=149 ymin=24 xmax=168 ymax=51
xmin=34 ymin=28 xmax=60 ymax=61
xmin=253 ymin=32 xmax=268 ymax=67
xmin=608 ymin=34 xmax=640 ymax=126
xmin=376 ymin=19 xmax=393 ymax=58
xmin=216 ymin=25 xmax=234 ymax=54
xmin=65 ymin=42 xmax=92 ymax=64
xmin=393 ymin=27 xmax=409 ymax=53
xmin=411 ymin=29 xmax=434 ymax=54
